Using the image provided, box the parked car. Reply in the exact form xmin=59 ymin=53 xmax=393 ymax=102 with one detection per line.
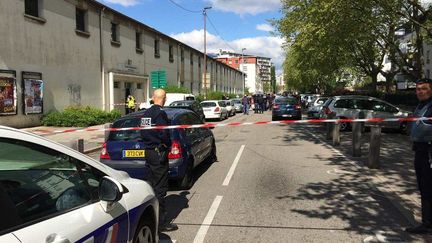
xmin=164 ymin=93 xmax=195 ymax=106
xmin=223 ymin=100 xmax=236 ymax=116
xmin=0 ymin=126 xmax=158 ymax=243
xmin=201 ymin=100 xmax=228 ymax=120
xmin=232 ymin=99 xmax=243 ymax=113
xmin=100 ymin=108 xmax=217 ymax=189
xmin=307 ymin=96 xmax=330 ymax=118
xmin=272 ymin=96 xmax=302 ymax=120
xmin=320 ymin=95 xmax=412 ymax=132
xmin=169 ymin=100 xmax=205 ymax=122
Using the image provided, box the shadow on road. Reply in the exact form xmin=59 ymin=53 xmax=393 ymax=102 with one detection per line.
xmin=274 ymin=123 xmax=427 ymax=241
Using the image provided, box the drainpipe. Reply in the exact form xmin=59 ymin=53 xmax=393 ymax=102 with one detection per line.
xmin=99 ymin=7 xmax=106 ymax=110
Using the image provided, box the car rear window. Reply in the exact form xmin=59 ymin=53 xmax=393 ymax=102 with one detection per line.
xmin=275 ymin=97 xmax=297 ymax=105
xmin=170 ymin=101 xmax=191 ymax=107
xmin=108 ymin=118 xmax=143 ymax=141
xmin=201 ymin=102 xmax=216 ymax=107
xmin=233 ymin=100 xmax=241 ymax=104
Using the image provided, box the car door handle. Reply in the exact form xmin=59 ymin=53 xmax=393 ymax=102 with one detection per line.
xmin=46 ymin=234 xmax=71 ymax=243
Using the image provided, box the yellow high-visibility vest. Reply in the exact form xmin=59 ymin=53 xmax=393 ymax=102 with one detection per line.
xmin=127 ymin=96 xmax=135 ymax=109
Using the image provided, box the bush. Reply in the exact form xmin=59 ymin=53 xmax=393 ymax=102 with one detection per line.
xmin=41 ymin=106 xmax=121 ymax=127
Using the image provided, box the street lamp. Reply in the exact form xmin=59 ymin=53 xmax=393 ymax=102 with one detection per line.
xmin=203 ymin=6 xmax=212 ymax=98
xmin=241 ymin=48 xmax=246 ymax=94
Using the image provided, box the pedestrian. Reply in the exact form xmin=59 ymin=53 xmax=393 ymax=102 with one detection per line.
xmin=406 ymin=78 xmax=432 ymax=234
xmin=257 ymin=94 xmax=264 ymax=114
xmin=126 ymin=94 xmax=136 ymax=114
xmin=242 ymin=94 xmax=249 ymax=115
xmin=140 ymin=89 xmax=178 ymax=232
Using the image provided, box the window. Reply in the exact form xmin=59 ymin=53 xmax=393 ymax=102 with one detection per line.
xmin=113 ymin=81 xmax=119 ymax=88
xmin=154 ymin=39 xmax=160 ymax=58
xmin=75 ymin=8 xmax=87 ymax=32
xmin=181 ymin=49 xmax=184 ymax=62
xmin=0 ymin=138 xmax=104 ymax=233
xmin=198 ymin=57 xmax=201 ymax=68
xmin=190 ymin=53 xmax=194 ymax=65
xmin=135 ymin=32 xmax=142 ymax=50
xmin=25 ymin=0 xmax=40 ymax=17
xmin=235 ymin=60 xmax=239 ymax=64
xmin=137 ymin=83 xmax=142 ymax=89
xmin=169 ymin=45 xmax=174 ymax=62
xmin=334 ymin=99 xmax=353 ymax=109
xmin=124 ymin=82 xmax=132 ymax=89
xmin=111 ymin=22 xmax=119 ymax=43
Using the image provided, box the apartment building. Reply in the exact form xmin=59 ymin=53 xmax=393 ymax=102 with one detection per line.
xmin=0 ymin=0 xmax=244 ymax=127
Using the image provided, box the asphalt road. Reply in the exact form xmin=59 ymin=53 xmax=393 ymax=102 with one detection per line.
xmin=88 ymin=111 xmax=423 ymax=243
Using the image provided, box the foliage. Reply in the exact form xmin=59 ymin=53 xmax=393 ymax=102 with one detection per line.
xmin=41 ymin=106 xmax=121 ymax=127
xmin=164 ymin=85 xmax=190 ymax=94
xmin=196 ymin=92 xmax=238 ymax=102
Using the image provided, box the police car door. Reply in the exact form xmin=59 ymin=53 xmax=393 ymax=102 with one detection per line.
xmin=1 ymin=137 xmax=129 ymax=243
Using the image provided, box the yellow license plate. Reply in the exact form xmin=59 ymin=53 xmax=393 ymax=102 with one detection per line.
xmin=123 ymin=150 xmax=145 ymax=158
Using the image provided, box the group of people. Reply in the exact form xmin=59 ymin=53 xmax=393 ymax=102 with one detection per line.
xmin=241 ymin=93 xmax=275 ymax=115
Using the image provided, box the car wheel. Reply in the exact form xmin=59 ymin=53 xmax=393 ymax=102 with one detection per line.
xmin=179 ymin=160 xmax=194 ymax=190
xmin=400 ymin=122 xmax=408 ymax=134
xmin=209 ymin=139 xmax=217 ymax=162
xmin=133 ymin=217 xmax=154 ymax=243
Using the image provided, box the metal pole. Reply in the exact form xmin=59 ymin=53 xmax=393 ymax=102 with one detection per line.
xmin=76 ymin=139 xmax=84 ymax=153
xmin=368 ymin=125 xmax=381 ymax=169
xmin=203 ymin=7 xmax=211 ymax=97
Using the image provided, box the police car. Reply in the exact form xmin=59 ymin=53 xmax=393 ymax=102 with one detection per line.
xmin=0 ymin=126 xmax=158 ymax=243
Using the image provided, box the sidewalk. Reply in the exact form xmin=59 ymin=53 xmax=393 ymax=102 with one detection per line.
xmin=309 ymin=124 xmax=422 ymax=226
xmin=22 ymin=124 xmax=106 ymax=154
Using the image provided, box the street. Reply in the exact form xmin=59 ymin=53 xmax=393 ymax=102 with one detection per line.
xmin=87 ymin=112 xmax=425 ymax=242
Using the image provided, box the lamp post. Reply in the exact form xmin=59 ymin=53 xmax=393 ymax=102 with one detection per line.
xmin=203 ymin=6 xmax=212 ymax=98
xmin=241 ymin=48 xmax=246 ymax=94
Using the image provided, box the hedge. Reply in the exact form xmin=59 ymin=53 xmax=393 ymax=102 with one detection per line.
xmin=41 ymin=106 xmax=121 ymax=127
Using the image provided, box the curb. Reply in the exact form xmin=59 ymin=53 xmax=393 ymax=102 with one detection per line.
xmin=84 ymin=146 xmax=102 ymax=154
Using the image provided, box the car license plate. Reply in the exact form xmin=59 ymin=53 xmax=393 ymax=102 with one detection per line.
xmin=123 ymin=150 xmax=145 ymax=158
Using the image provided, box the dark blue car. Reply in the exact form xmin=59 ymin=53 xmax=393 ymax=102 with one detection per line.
xmin=100 ymin=108 xmax=217 ymax=189
xmin=272 ymin=96 xmax=302 ymax=121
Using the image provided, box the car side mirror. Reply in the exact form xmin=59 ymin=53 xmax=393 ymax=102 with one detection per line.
xmin=99 ymin=176 xmax=124 ymax=212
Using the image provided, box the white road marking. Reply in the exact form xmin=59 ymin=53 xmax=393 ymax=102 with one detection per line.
xmin=222 ymin=145 xmax=246 ymax=186
xmin=193 ymin=195 xmax=223 ymax=243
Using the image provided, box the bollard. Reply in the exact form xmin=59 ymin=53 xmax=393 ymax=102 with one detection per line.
xmin=332 ymin=122 xmax=340 ymax=146
xmin=326 ymin=123 xmax=332 ymax=140
xmin=77 ymin=139 xmax=84 ymax=153
xmin=105 ymin=123 xmax=112 ymax=142
xmin=352 ymin=122 xmax=362 ymax=157
xmin=368 ymin=125 xmax=381 ymax=169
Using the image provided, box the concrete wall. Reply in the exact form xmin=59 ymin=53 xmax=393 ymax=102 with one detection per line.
xmin=0 ymin=0 xmax=244 ymax=127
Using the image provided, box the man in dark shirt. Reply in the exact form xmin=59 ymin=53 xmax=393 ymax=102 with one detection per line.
xmin=406 ymin=78 xmax=432 ymax=234
xmin=140 ymin=89 xmax=177 ymax=232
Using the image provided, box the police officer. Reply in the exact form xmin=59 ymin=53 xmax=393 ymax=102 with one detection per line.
xmin=126 ymin=94 xmax=136 ymax=114
xmin=140 ymin=89 xmax=178 ymax=232
xmin=406 ymin=78 xmax=432 ymax=234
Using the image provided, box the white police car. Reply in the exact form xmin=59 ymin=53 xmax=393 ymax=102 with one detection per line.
xmin=0 ymin=126 xmax=158 ymax=243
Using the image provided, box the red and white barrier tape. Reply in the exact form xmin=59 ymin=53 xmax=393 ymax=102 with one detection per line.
xmin=30 ymin=117 xmax=432 ymax=136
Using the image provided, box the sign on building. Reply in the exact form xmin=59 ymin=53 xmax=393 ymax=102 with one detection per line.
xmin=22 ymin=71 xmax=44 ymax=115
xmin=150 ymin=70 xmax=167 ymax=88
xmin=0 ymin=70 xmax=17 ymax=115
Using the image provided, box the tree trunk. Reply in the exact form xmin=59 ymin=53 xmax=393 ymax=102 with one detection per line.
xmin=370 ymin=73 xmax=378 ymax=91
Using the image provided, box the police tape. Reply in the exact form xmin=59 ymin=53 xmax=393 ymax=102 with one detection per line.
xmin=30 ymin=117 xmax=432 ymax=136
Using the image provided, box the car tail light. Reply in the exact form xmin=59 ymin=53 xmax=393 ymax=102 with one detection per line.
xmin=168 ymin=141 xmax=182 ymax=159
xmin=100 ymin=143 xmax=111 ymax=160
xmin=214 ymin=107 xmax=220 ymax=112
xmin=295 ymin=104 xmax=302 ymax=109
xmin=273 ymin=104 xmax=280 ymax=109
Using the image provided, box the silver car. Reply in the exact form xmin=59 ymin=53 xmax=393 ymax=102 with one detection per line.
xmin=307 ymin=97 xmax=329 ymax=118
xmin=232 ymin=99 xmax=243 ymax=113
xmin=320 ymin=95 xmax=411 ymax=132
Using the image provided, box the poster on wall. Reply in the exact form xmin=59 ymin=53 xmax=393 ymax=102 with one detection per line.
xmin=22 ymin=72 xmax=43 ymax=115
xmin=0 ymin=76 xmax=17 ymax=115
xmin=24 ymin=79 xmax=43 ymax=114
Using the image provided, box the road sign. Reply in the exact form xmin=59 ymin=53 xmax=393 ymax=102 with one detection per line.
xmin=150 ymin=70 xmax=167 ymax=88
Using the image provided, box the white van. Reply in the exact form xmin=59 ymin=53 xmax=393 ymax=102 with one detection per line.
xmin=165 ymin=93 xmax=195 ymax=106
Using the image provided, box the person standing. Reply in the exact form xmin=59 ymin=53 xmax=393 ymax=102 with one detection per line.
xmin=126 ymin=94 xmax=136 ymax=114
xmin=140 ymin=89 xmax=178 ymax=232
xmin=406 ymin=78 xmax=432 ymax=234
xmin=242 ymin=94 xmax=249 ymax=115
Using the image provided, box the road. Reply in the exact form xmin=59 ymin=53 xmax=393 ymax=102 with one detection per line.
xmin=88 ymin=111 xmax=422 ymax=243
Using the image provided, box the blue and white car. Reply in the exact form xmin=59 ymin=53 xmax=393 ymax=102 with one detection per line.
xmin=0 ymin=126 xmax=158 ymax=243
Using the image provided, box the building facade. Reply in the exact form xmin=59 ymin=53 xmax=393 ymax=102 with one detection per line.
xmin=0 ymin=0 xmax=244 ymax=127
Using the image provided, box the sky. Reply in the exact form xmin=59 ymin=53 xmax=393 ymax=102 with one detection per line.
xmin=96 ymin=0 xmax=285 ymax=74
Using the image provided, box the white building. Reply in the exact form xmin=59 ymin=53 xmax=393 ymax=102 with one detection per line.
xmin=0 ymin=0 xmax=244 ymax=127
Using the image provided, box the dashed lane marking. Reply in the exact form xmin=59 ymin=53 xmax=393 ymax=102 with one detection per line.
xmin=222 ymin=145 xmax=246 ymax=186
xmin=193 ymin=195 xmax=223 ymax=243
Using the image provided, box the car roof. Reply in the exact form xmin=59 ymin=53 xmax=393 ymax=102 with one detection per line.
xmin=201 ymin=100 xmax=220 ymax=103
xmin=332 ymin=95 xmax=375 ymax=99
xmin=171 ymin=100 xmax=195 ymax=104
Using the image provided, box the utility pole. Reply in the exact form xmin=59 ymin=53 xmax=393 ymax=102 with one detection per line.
xmin=241 ymin=48 xmax=246 ymax=94
xmin=203 ymin=7 xmax=212 ymax=98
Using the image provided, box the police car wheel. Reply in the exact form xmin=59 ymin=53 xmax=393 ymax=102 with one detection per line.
xmin=134 ymin=219 xmax=154 ymax=243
